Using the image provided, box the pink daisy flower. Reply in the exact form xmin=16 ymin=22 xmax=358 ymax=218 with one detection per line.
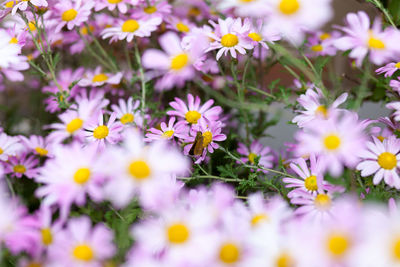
xmin=306 ymin=31 xmax=340 ymax=57
xmin=237 ymin=140 xmax=274 ymax=170
xmin=335 ymin=11 xmax=400 ymax=66
xmin=19 ymin=135 xmax=53 ymax=157
xmin=94 ymin=0 xmax=138 ymax=14
xmin=135 ymin=0 xmax=172 ymax=20
xmin=78 ymin=67 xmax=123 ymax=87
xmin=167 ymin=94 xmax=222 ymax=127
xmin=357 ymin=135 xmax=400 ymax=189
xmin=0 ymin=133 xmax=22 ymax=161
xmin=84 ymin=112 xmax=123 ymax=149
xmin=165 ymin=17 xmax=195 ymax=34
xmin=11 ymin=0 xmax=47 ymax=15
xmin=101 ymin=17 xmax=162 ymax=42
xmin=389 ymin=77 xmax=400 ymax=94
xmin=111 ymin=97 xmax=146 ymax=127
xmin=5 ymin=153 xmax=39 ymax=179
xmin=0 ymin=29 xmax=28 ymax=69
xmin=47 ymin=216 xmax=115 ymax=267
xmin=53 ymin=0 xmax=94 ymax=32
xmin=217 ymin=0 xmax=270 ymax=18
xmin=376 ymin=62 xmax=400 ymax=77
xmin=386 ymin=102 xmax=400 ymax=122
xmin=206 ymin=17 xmax=253 ymax=60
xmin=145 ymin=117 xmax=188 ymax=142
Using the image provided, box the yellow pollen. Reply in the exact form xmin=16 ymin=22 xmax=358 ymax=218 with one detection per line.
xmin=162 ymin=130 xmax=174 ymax=138
xmin=393 ymin=238 xmax=400 ymax=261
xmin=28 ymin=21 xmax=36 ymax=31
xmin=219 ymin=242 xmax=241 ymax=264
xmin=170 ymin=54 xmax=189 ymax=71
xmin=35 ymin=147 xmax=48 ymax=156
xmin=327 ymin=234 xmax=350 ymax=257
xmin=221 ymin=33 xmax=239 ymax=47
xmin=377 ymin=135 xmax=385 ymax=142
xmin=377 ymin=152 xmax=397 ymax=170
xmin=320 ymin=33 xmax=331 ymax=40
xmin=185 ymin=110 xmax=201 ymax=124
xmin=93 ymin=125 xmax=109 ymax=139
xmin=276 ymin=252 xmax=296 ymax=267
xmin=323 ymin=134 xmax=341 ymax=151
xmin=73 ymin=168 xmax=91 ymax=185
xmin=311 ymin=44 xmax=323 ymax=52
xmin=248 ymin=152 xmax=257 ymax=164
xmin=314 ymin=194 xmax=331 ymax=211
xmin=248 ymin=32 xmax=262 ymax=42
xmin=167 ymin=223 xmax=190 ymax=244
xmin=144 ymin=6 xmax=157 ymax=14
xmin=368 ymin=33 xmax=385 ymax=50
xmin=72 ymin=244 xmax=94 ymax=262
xmin=120 ymin=113 xmax=134 ymax=124
xmin=92 ymin=73 xmax=108 ymax=83
xmin=13 ymin=165 xmax=26 ymax=174
xmin=41 ymin=228 xmax=53 ymax=245
xmin=107 ymin=0 xmax=122 ymax=3
xmin=66 ymin=118 xmax=83 ymax=134
xmin=251 ymin=213 xmax=269 ymax=226
xmin=62 ymin=9 xmax=78 ymax=22
xmin=315 ymin=105 xmax=328 ymax=118
xmin=202 ymin=131 xmax=212 ymax=147
xmin=128 ymin=160 xmax=151 ymax=180
xmin=122 ymin=19 xmax=140 ymax=32
xmin=0 ymin=148 xmax=3 ymax=155
xmin=9 ymin=37 xmax=18 ymax=44
xmin=176 ymin=22 xmax=190 ymax=33
xmin=304 ymin=175 xmax=318 ymax=191
xmin=279 ymin=0 xmax=300 ymax=15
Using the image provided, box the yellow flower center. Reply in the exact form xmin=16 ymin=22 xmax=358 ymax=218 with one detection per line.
xmin=304 ymin=175 xmax=318 ymax=191
xmin=314 ymin=194 xmax=331 ymax=211
xmin=248 ymin=152 xmax=257 ymax=164
xmin=162 ymin=130 xmax=174 ymax=138
xmin=279 ymin=0 xmax=300 ymax=15
xmin=219 ymin=242 xmax=241 ymax=264
xmin=202 ymin=131 xmax=212 ymax=147
xmin=377 ymin=135 xmax=385 ymax=142
xmin=240 ymin=0 xmax=254 ymax=2
xmin=251 ymin=213 xmax=268 ymax=226
xmin=62 ymin=9 xmax=78 ymax=22
xmin=35 ymin=147 xmax=48 ymax=156
xmin=28 ymin=21 xmax=36 ymax=31
xmin=80 ymin=25 xmax=94 ymax=35
xmin=315 ymin=105 xmax=328 ymax=118
xmin=9 ymin=37 xmax=18 ymax=44
xmin=72 ymin=244 xmax=94 ymax=262
xmin=185 ymin=110 xmax=201 ymax=124
xmin=13 ymin=165 xmax=26 ymax=174
xmin=41 ymin=228 xmax=53 ymax=245
xmin=107 ymin=0 xmax=122 ymax=4
xmin=176 ymin=22 xmax=190 ymax=33
xmin=93 ymin=125 xmax=109 ymax=139
xmin=144 ymin=6 xmax=157 ymax=14
xmin=276 ymin=252 xmax=296 ymax=267
xmin=122 ymin=19 xmax=140 ymax=32
xmin=27 ymin=262 xmax=42 ymax=267
xmin=167 ymin=223 xmax=190 ymax=244
xmin=393 ymin=238 xmax=400 ymax=261
xmin=66 ymin=118 xmax=83 ymax=134
xmin=120 ymin=113 xmax=134 ymax=124
xmin=395 ymin=62 xmax=400 ymax=69
xmin=311 ymin=44 xmax=323 ymax=52
xmin=128 ymin=160 xmax=151 ymax=180
xmin=368 ymin=33 xmax=385 ymax=50
xmin=0 ymin=148 xmax=3 ymax=155
xmin=188 ymin=7 xmax=201 ymax=16
xmin=323 ymin=134 xmax=341 ymax=151
xmin=248 ymin=32 xmax=262 ymax=42
xmin=73 ymin=168 xmax=91 ymax=185
xmin=92 ymin=73 xmax=108 ymax=83
xmin=320 ymin=33 xmax=331 ymax=40
xmin=327 ymin=234 xmax=350 ymax=257
xmin=221 ymin=33 xmax=239 ymax=47
xmin=377 ymin=152 xmax=397 ymax=170
xmin=170 ymin=54 xmax=189 ymax=71
xmin=5 ymin=1 xmax=17 ymax=8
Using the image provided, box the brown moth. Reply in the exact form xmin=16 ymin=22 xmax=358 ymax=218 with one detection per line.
xmin=189 ymin=131 xmax=204 ymax=156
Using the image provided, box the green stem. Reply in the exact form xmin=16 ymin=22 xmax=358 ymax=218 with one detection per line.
xmin=134 ymin=41 xmax=147 ymax=127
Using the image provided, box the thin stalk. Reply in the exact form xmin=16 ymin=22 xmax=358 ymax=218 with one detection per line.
xmin=134 ymin=41 xmax=147 ymax=127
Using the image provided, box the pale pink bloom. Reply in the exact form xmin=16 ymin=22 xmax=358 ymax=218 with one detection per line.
xmin=306 ymin=30 xmax=340 ymax=57
xmin=35 ymin=143 xmax=108 ymax=220
xmin=376 ymin=62 xmax=400 ymax=77
xmin=84 ymin=112 xmax=123 ymax=149
xmin=11 ymin=0 xmax=47 ymax=15
xmin=217 ymin=0 xmax=270 ymax=17
xmin=246 ymin=18 xmax=281 ymax=51
xmin=111 ymin=97 xmax=146 ymax=127
xmin=101 ymin=17 xmax=161 ymax=42
xmin=0 ymin=133 xmax=22 ymax=161
xmin=145 ymin=117 xmax=187 ymax=142
xmin=95 ymin=0 xmax=138 ymax=14
xmin=167 ymin=94 xmax=222 ymax=127
xmin=237 ymin=140 xmax=274 ymax=171
xmin=142 ymin=31 xmax=203 ymax=91
xmin=206 ymin=17 xmax=253 ymax=60
xmin=4 ymin=154 xmax=39 ymax=179
xmin=0 ymin=29 xmax=28 ymax=69
xmin=54 ymin=0 xmax=94 ymax=32
xmin=47 ymin=216 xmax=115 ymax=267
xmin=135 ymin=0 xmax=172 ymax=20
xmin=295 ymin=112 xmax=366 ymax=176
xmin=165 ymin=17 xmax=195 ymax=34
xmin=78 ymin=67 xmax=123 ymax=87
xmin=335 ymin=11 xmax=400 ymax=66
xmin=357 ymin=135 xmax=400 ymax=189
xmin=292 ymin=86 xmax=348 ymax=128
xmin=386 ymin=102 xmax=400 ymax=122
xmin=19 ymin=135 xmax=53 ymax=157
xmin=389 ymin=77 xmax=400 ymax=94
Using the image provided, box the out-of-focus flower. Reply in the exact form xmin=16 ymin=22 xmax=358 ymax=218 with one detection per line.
xmin=376 ymin=62 xmax=400 ymax=77
xmin=237 ymin=140 xmax=274 ymax=171
xmin=145 ymin=117 xmax=188 ymax=142
xmin=5 ymin=154 xmax=39 ymax=179
xmin=78 ymin=67 xmax=123 ymax=87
